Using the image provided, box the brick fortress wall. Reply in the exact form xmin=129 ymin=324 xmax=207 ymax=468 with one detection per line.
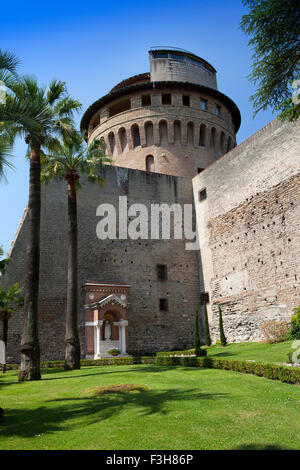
xmin=2 ymin=166 xmax=200 ymax=362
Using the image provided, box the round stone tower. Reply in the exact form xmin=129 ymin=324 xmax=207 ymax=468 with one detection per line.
xmin=80 ymin=47 xmax=241 ymax=178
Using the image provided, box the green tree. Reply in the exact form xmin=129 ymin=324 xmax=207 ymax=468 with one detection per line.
xmin=218 ymin=304 xmax=227 ymax=347
xmin=0 ymin=283 xmax=24 ymax=373
xmin=194 ymin=301 xmax=207 ymax=357
xmin=203 ymin=301 xmax=212 ymax=346
xmin=240 ymin=0 xmax=300 ymax=120
xmin=1 ymin=75 xmax=81 ymax=380
xmin=41 ymin=134 xmax=110 ymax=369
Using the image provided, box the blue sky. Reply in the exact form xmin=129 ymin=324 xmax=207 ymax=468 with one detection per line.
xmin=0 ymin=0 xmax=275 ymax=254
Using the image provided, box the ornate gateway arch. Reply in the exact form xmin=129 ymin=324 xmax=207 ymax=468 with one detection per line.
xmin=84 ymin=283 xmax=130 ymax=358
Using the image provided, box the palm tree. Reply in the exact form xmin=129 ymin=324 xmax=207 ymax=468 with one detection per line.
xmin=0 ymin=245 xmax=10 ymax=276
xmin=1 ymin=75 xmax=81 ymax=380
xmin=0 ymin=283 xmax=24 ymax=373
xmin=41 ymin=134 xmax=110 ymax=369
xmin=0 ymin=48 xmax=20 ymax=88
xmin=0 ymin=49 xmax=20 ymax=178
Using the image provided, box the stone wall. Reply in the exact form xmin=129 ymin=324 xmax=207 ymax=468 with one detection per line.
xmin=2 ymin=166 xmax=201 ymax=362
xmin=193 ymin=118 xmax=300 ymax=342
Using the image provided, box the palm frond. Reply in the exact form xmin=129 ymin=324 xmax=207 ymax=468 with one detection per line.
xmin=0 ymin=70 xmax=19 ymax=90
xmin=0 ymin=49 xmax=20 ymax=75
xmin=47 ymin=79 xmax=67 ymax=105
xmin=53 ymin=96 xmax=82 ymax=118
xmin=0 ymin=137 xmax=15 ymax=181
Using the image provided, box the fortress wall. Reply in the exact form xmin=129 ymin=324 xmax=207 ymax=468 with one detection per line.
xmin=193 ymin=118 xmax=300 ymax=342
xmin=2 ymin=166 xmax=200 ymax=362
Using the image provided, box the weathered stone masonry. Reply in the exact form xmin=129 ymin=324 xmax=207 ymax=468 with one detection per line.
xmin=193 ymin=118 xmax=300 ymax=342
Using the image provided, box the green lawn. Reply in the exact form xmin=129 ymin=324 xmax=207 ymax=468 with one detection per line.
xmin=207 ymin=340 xmax=293 ymax=364
xmin=0 ymin=364 xmax=299 ymax=450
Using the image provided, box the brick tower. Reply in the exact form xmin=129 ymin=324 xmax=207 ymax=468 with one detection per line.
xmin=80 ymin=47 xmax=241 ymax=178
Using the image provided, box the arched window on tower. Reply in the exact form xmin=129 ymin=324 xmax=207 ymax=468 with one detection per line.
xmin=210 ymin=127 xmax=216 ymax=153
xmin=159 ymin=120 xmax=168 ymax=145
xmin=131 ymin=124 xmax=141 ymax=148
xmin=145 ymin=121 xmax=154 ymax=146
xmin=220 ymin=131 xmax=225 ymax=154
xmin=118 ymin=127 xmax=128 ymax=153
xmin=199 ymin=124 xmax=206 ymax=147
xmin=146 ymin=155 xmax=155 ymax=172
xmin=174 ymin=120 xmax=181 ymax=144
xmin=91 ymin=114 xmax=100 ymax=130
xmin=108 ymin=132 xmax=115 ymax=156
xmin=187 ymin=122 xmax=194 ymax=146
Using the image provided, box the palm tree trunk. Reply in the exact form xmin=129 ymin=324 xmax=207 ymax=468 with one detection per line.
xmin=65 ymin=176 xmax=80 ymax=369
xmin=2 ymin=312 xmax=8 ymax=374
xmin=18 ymin=142 xmax=41 ymax=381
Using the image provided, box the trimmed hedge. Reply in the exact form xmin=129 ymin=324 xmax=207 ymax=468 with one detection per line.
xmin=4 ymin=355 xmax=299 ymax=385
xmin=4 ymin=356 xmax=155 ymax=371
xmin=154 ymin=356 xmax=300 ymax=385
xmin=156 ymin=348 xmax=196 ymax=357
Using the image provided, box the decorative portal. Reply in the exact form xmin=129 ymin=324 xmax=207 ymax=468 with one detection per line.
xmin=84 ymin=283 xmax=130 ymax=358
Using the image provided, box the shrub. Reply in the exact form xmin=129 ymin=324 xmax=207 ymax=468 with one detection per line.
xmin=260 ymin=320 xmax=289 ymax=343
xmin=5 ymin=356 xmax=155 ymax=370
xmin=218 ymin=304 xmax=227 ymax=346
xmin=108 ymin=348 xmax=120 ymax=356
xmin=203 ymin=301 xmax=212 ymax=346
xmin=288 ymin=307 xmax=300 ymax=340
xmin=287 ymin=351 xmax=293 ymax=364
xmin=154 ymin=356 xmax=300 ymax=384
xmin=156 ymin=349 xmax=193 ymax=357
xmin=194 ymin=301 xmax=207 ymax=356
xmin=194 ymin=301 xmax=201 ymax=351
xmin=196 ymin=348 xmax=207 ymax=357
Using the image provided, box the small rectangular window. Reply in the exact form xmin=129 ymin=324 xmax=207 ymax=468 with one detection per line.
xmin=200 ymin=292 xmax=210 ymax=304
xmin=153 ymin=52 xmax=168 ymax=59
xmin=91 ymin=116 xmax=100 ymax=129
xmin=109 ymin=99 xmax=131 ymax=117
xmin=142 ymin=95 xmax=151 ymax=106
xmin=200 ymin=99 xmax=207 ymax=111
xmin=170 ymin=53 xmax=185 ymax=61
xmin=182 ymin=95 xmax=190 ymax=106
xmin=159 ymin=298 xmax=169 ymax=311
xmin=216 ymin=105 xmax=221 ymax=116
xmin=157 ymin=264 xmax=167 ymax=280
xmin=162 ymin=94 xmax=172 ymax=105
xmin=199 ymin=188 xmax=207 ymax=201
